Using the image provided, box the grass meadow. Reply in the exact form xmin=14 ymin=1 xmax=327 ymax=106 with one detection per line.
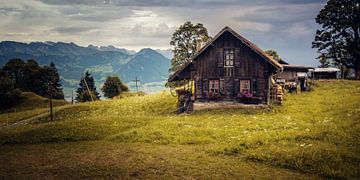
xmin=0 ymin=80 xmax=359 ymax=179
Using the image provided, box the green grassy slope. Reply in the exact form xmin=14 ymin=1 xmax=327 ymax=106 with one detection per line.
xmin=0 ymin=80 xmax=359 ymax=179
xmin=0 ymin=92 xmax=68 ymax=125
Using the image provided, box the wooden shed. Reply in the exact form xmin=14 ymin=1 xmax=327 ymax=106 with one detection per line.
xmin=168 ymin=27 xmax=283 ymax=112
xmin=310 ymin=68 xmax=341 ymax=79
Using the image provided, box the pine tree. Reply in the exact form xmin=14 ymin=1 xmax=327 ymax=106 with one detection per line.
xmin=76 ymin=71 xmax=100 ymax=102
xmin=47 ymin=62 xmax=64 ymax=99
xmin=102 ymin=76 xmax=128 ymax=98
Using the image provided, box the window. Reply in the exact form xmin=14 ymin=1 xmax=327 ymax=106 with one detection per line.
xmin=224 ymin=49 xmax=234 ymax=67
xmin=209 ymin=80 xmax=220 ymax=93
xmin=240 ymin=80 xmax=251 ymax=93
xmin=225 ymin=67 xmax=234 ymax=76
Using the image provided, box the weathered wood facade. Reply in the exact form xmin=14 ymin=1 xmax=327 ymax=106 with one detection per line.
xmin=275 ymin=64 xmax=313 ymax=82
xmin=169 ymin=27 xmax=282 ymax=108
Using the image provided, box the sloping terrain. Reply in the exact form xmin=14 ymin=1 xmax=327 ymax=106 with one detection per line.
xmin=0 ymin=80 xmax=359 ymax=179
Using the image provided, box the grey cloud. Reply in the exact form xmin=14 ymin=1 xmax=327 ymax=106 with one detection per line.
xmin=1 ymin=0 xmax=327 ymax=66
xmin=52 ymin=27 xmax=93 ymax=34
xmin=0 ymin=7 xmax=23 ymax=15
xmin=38 ymin=0 xmax=327 ymax=7
xmin=233 ymin=3 xmax=322 ymax=24
xmin=126 ymin=23 xmax=176 ymax=38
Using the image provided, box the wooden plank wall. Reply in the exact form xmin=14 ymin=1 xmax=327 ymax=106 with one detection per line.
xmin=192 ymin=31 xmax=274 ymax=100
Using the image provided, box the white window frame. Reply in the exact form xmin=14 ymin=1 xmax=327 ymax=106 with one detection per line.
xmin=224 ymin=49 xmax=234 ymax=67
xmin=240 ymin=80 xmax=251 ymax=93
xmin=209 ymin=80 xmax=220 ymax=93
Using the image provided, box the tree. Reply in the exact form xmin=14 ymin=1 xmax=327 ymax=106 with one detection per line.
xmin=22 ymin=59 xmax=40 ymax=92
xmin=2 ymin=58 xmax=26 ymax=89
xmin=265 ymin=49 xmax=282 ymax=62
xmin=169 ymin=21 xmax=211 ymax=73
xmin=317 ymin=53 xmax=331 ymax=68
xmin=102 ymin=76 xmax=128 ymax=98
xmin=46 ymin=62 xmax=64 ymax=99
xmin=76 ymin=71 xmax=100 ymax=102
xmin=312 ymin=0 xmax=360 ymax=79
xmin=0 ymin=70 xmax=21 ymax=110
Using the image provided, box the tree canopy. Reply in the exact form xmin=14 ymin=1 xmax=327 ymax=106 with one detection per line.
xmin=1 ymin=58 xmax=64 ymax=100
xmin=312 ymin=0 xmax=360 ymax=79
xmin=102 ymin=76 xmax=128 ymax=98
xmin=169 ymin=21 xmax=211 ymax=73
xmin=0 ymin=69 xmax=21 ymax=110
xmin=76 ymin=71 xmax=100 ymax=102
xmin=265 ymin=49 xmax=282 ymax=62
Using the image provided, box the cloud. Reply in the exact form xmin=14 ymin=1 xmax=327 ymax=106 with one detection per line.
xmin=51 ymin=27 xmax=93 ymax=34
xmin=285 ymin=22 xmax=314 ymax=36
xmin=0 ymin=0 xmax=327 ymax=66
xmin=233 ymin=3 xmax=321 ymax=24
xmin=38 ymin=0 xmax=327 ymax=7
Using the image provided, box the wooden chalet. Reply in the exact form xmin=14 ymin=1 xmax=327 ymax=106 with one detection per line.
xmin=168 ymin=26 xmax=283 ymax=112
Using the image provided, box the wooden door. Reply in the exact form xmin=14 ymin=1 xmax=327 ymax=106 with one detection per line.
xmin=223 ymin=77 xmax=234 ymax=99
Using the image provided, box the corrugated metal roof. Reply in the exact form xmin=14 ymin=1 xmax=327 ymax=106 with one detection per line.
xmin=313 ymin=68 xmax=340 ymax=72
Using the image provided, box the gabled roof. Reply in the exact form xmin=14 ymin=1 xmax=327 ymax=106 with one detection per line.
xmin=168 ymin=26 xmax=283 ymax=82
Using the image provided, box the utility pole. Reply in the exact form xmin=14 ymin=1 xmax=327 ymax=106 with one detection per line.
xmin=71 ymin=89 xmax=74 ymax=104
xmin=83 ymin=75 xmax=95 ymax=102
xmin=133 ymin=77 xmax=140 ymax=92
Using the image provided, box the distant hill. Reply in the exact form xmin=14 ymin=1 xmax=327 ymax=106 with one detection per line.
xmin=155 ymin=49 xmax=173 ymax=59
xmin=117 ymin=48 xmax=170 ymax=82
xmin=0 ymin=41 xmax=171 ymax=99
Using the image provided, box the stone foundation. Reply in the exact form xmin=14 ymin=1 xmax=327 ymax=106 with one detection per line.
xmin=193 ymin=101 xmax=268 ymax=111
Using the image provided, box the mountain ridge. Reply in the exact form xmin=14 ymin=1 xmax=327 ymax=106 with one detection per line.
xmin=0 ymin=41 xmax=171 ymax=98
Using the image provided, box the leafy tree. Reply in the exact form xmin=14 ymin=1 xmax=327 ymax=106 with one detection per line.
xmin=317 ymin=53 xmax=330 ymax=68
xmin=265 ymin=49 xmax=282 ymax=62
xmin=102 ymin=76 xmax=128 ymax=98
xmin=312 ymin=0 xmax=360 ymax=79
xmin=0 ymin=70 xmax=21 ymax=110
xmin=22 ymin=59 xmax=41 ymax=93
xmin=2 ymin=58 xmax=26 ymax=89
xmin=76 ymin=71 xmax=100 ymax=102
xmin=169 ymin=21 xmax=211 ymax=73
xmin=2 ymin=59 xmax=64 ymax=99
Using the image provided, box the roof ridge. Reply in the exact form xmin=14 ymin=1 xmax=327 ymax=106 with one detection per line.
xmin=168 ymin=26 xmax=283 ymax=82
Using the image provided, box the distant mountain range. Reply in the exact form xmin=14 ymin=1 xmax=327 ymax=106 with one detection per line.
xmin=0 ymin=41 xmax=172 ymax=99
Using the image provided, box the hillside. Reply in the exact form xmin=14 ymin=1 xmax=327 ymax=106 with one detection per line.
xmin=0 ymin=80 xmax=359 ymax=179
xmin=0 ymin=41 xmax=171 ymax=98
xmin=0 ymin=92 xmax=68 ymax=126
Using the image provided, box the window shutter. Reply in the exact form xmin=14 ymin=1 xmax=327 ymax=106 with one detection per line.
xmin=234 ymin=79 xmax=240 ymax=95
xmin=218 ymin=67 xmax=224 ymax=76
xmin=217 ymin=48 xmax=224 ymax=67
xmin=234 ymin=48 xmax=240 ymax=67
xmin=202 ymin=79 xmax=209 ymax=92
xmin=220 ymin=79 xmax=224 ymax=94
xmin=252 ymin=79 xmax=257 ymax=95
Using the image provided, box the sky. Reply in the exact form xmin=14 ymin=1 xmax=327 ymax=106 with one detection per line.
xmin=0 ymin=0 xmax=327 ymax=66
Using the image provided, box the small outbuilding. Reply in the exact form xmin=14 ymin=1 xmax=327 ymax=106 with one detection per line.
xmin=310 ymin=67 xmax=341 ymax=79
xmin=274 ymin=61 xmax=314 ymax=91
